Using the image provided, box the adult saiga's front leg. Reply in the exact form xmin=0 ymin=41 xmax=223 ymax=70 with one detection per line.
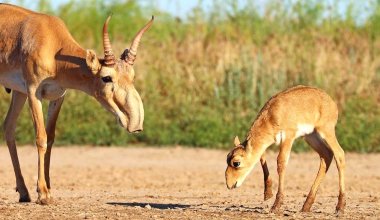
xmin=3 ymin=90 xmax=31 ymax=202
xmin=44 ymin=96 xmax=65 ymax=193
xmin=27 ymin=87 xmax=51 ymax=205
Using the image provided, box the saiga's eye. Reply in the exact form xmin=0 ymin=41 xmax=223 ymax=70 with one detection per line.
xmin=233 ymin=161 xmax=240 ymax=168
xmin=101 ymin=76 xmax=113 ymax=83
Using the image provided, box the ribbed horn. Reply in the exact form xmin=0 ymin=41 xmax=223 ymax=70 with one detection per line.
xmin=103 ymin=15 xmax=115 ymax=66
xmin=124 ymin=16 xmax=154 ymax=65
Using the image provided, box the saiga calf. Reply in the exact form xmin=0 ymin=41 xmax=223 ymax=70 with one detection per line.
xmin=225 ymin=85 xmax=346 ymax=214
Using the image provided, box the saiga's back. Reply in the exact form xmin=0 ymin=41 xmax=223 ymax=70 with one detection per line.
xmin=0 ymin=3 xmax=80 ymax=70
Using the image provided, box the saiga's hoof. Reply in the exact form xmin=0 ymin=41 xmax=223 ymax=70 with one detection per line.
xmin=36 ymin=197 xmax=53 ymax=205
xmin=264 ymin=189 xmax=273 ymax=201
xmin=19 ymin=195 xmax=31 ymax=203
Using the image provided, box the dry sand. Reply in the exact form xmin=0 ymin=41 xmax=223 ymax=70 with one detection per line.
xmin=0 ymin=146 xmax=379 ymax=219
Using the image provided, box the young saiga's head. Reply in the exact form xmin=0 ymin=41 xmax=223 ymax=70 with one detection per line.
xmin=225 ymin=136 xmax=256 ymax=189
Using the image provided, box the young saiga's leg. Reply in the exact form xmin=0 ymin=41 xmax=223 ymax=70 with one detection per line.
xmin=301 ymin=131 xmax=333 ymax=212
xmin=319 ymin=128 xmax=346 ymax=214
xmin=260 ymin=153 xmax=273 ymax=201
xmin=270 ymin=133 xmax=295 ymax=213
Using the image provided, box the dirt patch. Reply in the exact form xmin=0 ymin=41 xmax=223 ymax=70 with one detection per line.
xmin=0 ymin=146 xmax=379 ymax=219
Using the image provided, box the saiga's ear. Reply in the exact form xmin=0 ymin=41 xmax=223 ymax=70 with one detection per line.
xmin=234 ymin=136 xmax=240 ymax=147
xmin=86 ymin=50 xmax=101 ymax=74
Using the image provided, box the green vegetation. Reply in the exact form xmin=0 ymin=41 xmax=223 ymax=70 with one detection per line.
xmin=1 ymin=0 xmax=380 ymax=152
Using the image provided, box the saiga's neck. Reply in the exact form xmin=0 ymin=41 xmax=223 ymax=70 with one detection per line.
xmin=54 ymin=43 xmax=95 ymax=96
xmin=244 ymin=120 xmax=274 ymax=163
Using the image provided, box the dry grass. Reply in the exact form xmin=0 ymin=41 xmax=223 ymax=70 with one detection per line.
xmin=0 ymin=0 xmax=378 ymax=151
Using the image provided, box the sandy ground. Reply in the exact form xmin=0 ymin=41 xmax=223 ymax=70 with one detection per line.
xmin=0 ymin=146 xmax=379 ymax=219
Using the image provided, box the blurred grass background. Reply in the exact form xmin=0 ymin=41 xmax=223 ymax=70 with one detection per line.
xmin=1 ymin=0 xmax=379 ymax=152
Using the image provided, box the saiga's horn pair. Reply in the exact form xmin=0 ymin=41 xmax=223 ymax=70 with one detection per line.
xmin=102 ymin=15 xmax=154 ymax=66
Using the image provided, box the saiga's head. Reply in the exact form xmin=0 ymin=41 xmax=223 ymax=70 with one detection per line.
xmin=225 ymin=136 xmax=255 ymax=189
xmin=85 ymin=15 xmax=153 ymax=133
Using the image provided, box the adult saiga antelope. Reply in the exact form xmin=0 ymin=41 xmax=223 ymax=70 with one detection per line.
xmin=225 ymin=85 xmax=346 ymax=214
xmin=0 ymin=4 xmax=153 ymax=204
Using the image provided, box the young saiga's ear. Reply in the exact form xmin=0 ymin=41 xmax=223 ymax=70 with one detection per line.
xmin=234 ymin=136 xmax=241 ymax=147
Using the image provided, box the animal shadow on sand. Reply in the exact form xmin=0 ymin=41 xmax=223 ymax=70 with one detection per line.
xmin=223 ymin=205 xmax=266 ymax=213
xmin=107 ymin=202 xmax=303 ymax=216
xmin=107 ymin=202 xmax=191 ymax=210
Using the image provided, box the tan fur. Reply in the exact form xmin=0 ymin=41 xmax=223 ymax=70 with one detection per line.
xmin=0 ymin=4 xmax=152 ymax=204
xmin=225 ymin=85 xmax=346 ymax=214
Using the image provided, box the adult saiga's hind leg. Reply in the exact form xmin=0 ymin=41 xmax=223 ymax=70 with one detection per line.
xmin=302 ymin=131 xmax=333 ymax=212
xmin=3 ymin=91 xmax=31 ymax=202
xmin=44 ymin=96 xmax=65 ymax=193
